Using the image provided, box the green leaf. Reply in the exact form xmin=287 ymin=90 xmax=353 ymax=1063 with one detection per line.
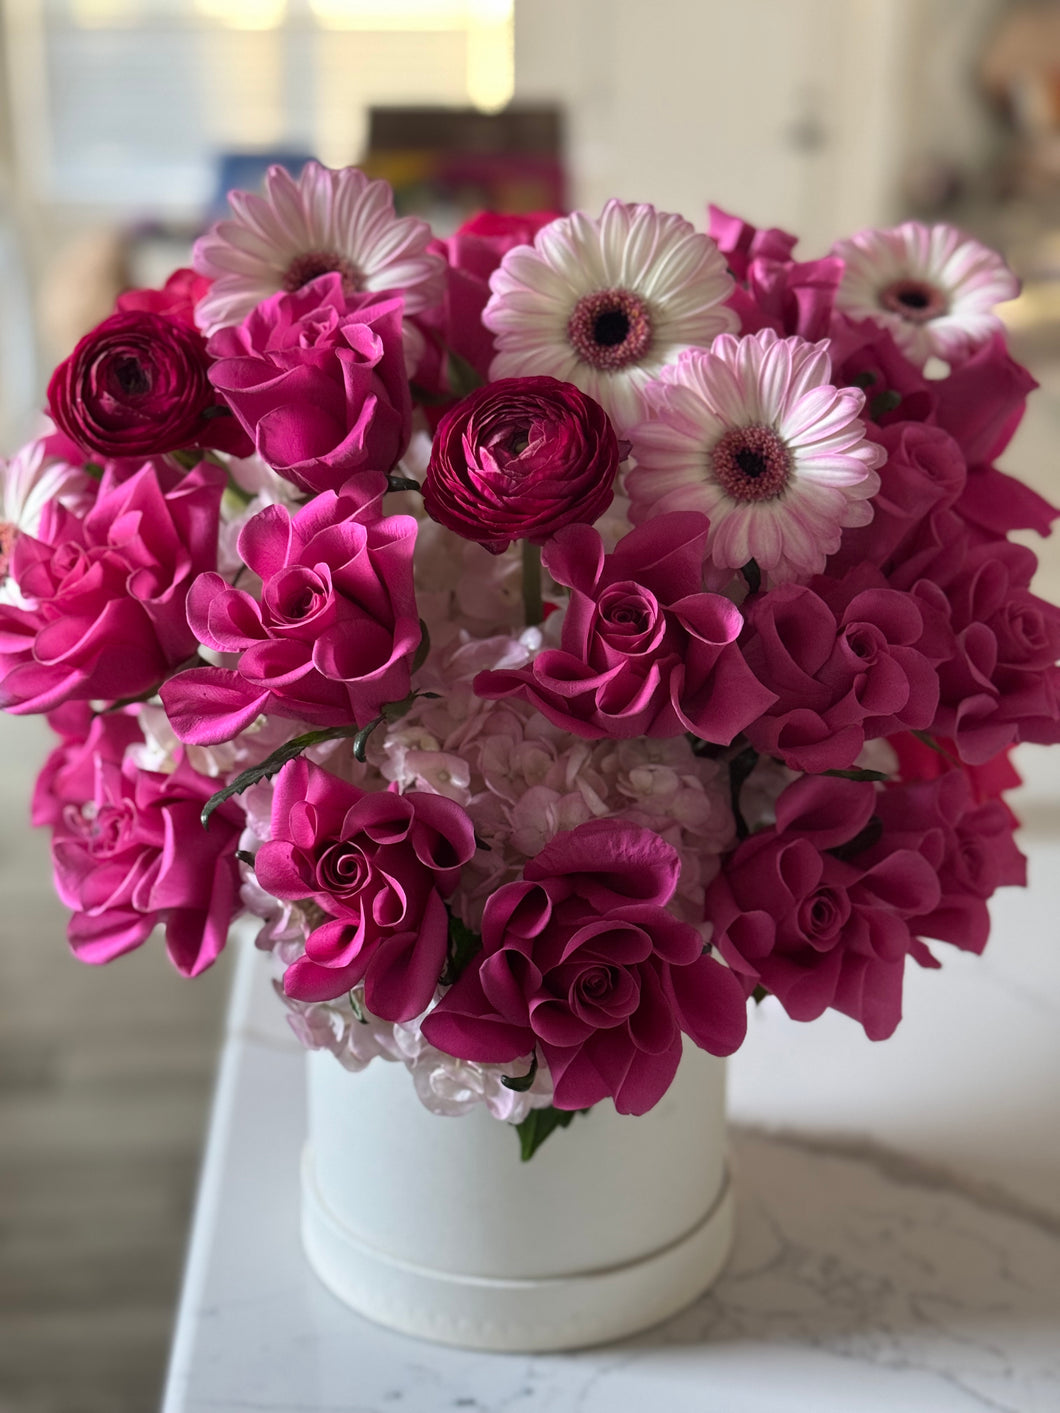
xmin=387 ymin=474 xmax=422 ymax=494
xmin=170 ymin=448 xmax=203 ymax=470
xmin=411 ymin=619 xmax=431 ymax=674
xmin=514 ymin=1105 xmax=582 ymax=1162
xmin=200 ymin=404 xmax=232 ymax=420
xmin=827 ymin=813 xmax=884 ymax=862
xmin=446 ymin=348 xmax=486 ymax=400
xmin=821 ymin=767 xmax=889 ymax=782
xmin=200 ymin=723 xmax=358 ymax=830
xmin=850 ymin=369 xmax=878 ymax=390
xmin=348 ymin=990 xmax=370 ymax=1025
xmin=741 ymin=558 xmax=762 ymax=595
xmin=83 ymin=461 xmax=104 ymax=481
xmin=869 ymin=388 xmax=902 ymax=420
xmin=910 ymin=729 xmax=959 ymax=766
xmin=727 ymin=743 xmax=759 ymax=840
xmin=439 ymin=913 xmax=481 ymax=987
xmin=501 ymin=1051 xmax=538 ymax=1093
xmin=752 ymin=984 xmax=770 ymax=1005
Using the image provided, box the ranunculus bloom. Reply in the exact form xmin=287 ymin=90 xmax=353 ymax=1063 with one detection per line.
xmin=422 ymin=376 xmax=622 ymax=554
xmin=474 ymin=515 xmax=776 ymax=741
xmin=160 ymin=475 xmax=420 ymax=744
xmin=421 ymin=818 xmax=747 ymax=1114
xmin=740 ymin=565 xmax=952 ymax=771
xmin=256 ymin=757 xmax=477 ymax=1020
xmin=0 ymin=461 xmax=224 ymax=714
xmin=34 ymin=703 xmax=243 ymax=976
xmin=115 ymin=267 xmax=213 ymax=327
xmin=47 ymin=309 xmax=247 ymax=459
xmin=707 ymin=776 xmax=941 ymax=1041
xmin=206 ymin=272 xmax=411 ymax=495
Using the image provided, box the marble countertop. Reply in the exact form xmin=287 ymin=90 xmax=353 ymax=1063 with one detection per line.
xmin=160 ymin=745 xmax=1060 ymax=1413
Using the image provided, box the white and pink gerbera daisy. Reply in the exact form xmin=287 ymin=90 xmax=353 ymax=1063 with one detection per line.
xmin=192 ymin=162 xmax=445 ymax=336
xmin=482 ymin=200 xmax=737 ymax=435
xmin=0 ymin=435 xmax=95 ymax=606
xmin=627 ymin=329 xmax=884 ymax=586
xmin=831 ymin=221 xmax=1019 ymax=367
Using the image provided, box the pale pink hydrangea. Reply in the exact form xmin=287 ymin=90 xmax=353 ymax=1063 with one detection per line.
xmin=391 ymin=1013 xmax=554 ymax=1121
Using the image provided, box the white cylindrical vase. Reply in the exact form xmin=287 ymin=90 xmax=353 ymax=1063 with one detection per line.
xmin=301 ymin=1042 xmax=734 ymax=1352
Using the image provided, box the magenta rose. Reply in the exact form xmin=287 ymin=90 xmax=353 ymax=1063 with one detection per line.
xmin=740 ymin=565 xmax=951 ymax=772
xmin=207 ymin=273 xmax=411 ymax=495
xmin=867 ymin=772 xmax=1026 ymax=956
xmin=255 ymin=757 xmax=477 ymax=1020
xmin=47 ymin=308 xmax=248 ymax=459
xmin=474 ymin=514 xmax=776 ymax=741
xmin=161 ymin=476 xmax=421 ymax=745
xmin=828 ymin=422 xmax=967 ymax=574
xmin=421 ymin=818 xmax=747 ymax=1115
xmin=115 ymin=267 xmax=213 ymax=327
xmin=161 ymin=474 xmax=418 ymax=746
xmin=0 ymin=461 xmax=225 ymax=715
xmin=35 ymin=703 xmax=243 ymax=976
xmin=422 ymin=376 xmax=622 ymax=553
xmin=707 ymin=776 xmax=941 ymax=1041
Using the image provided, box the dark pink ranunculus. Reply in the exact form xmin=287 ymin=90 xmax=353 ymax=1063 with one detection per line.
xmin=35 ymin=703 xmax=243 ymax=976
xmin=474 ymin=515 xmax=776 ymax=742
xmin=706 ymin=776 xmax=941 ymax=1041
xmin=160 ymin=475 xmax=421 ymax=745
xmin=206 ymin=272 xmax=411 ymax=495
xmin=255 ymin=757 xmax=477 ymax=1020
xmin=47 ymin=308 xmax=248 ymax=459
xmin=115 ymin=267 xmax=213 ymax=328
xmin=421 ymin=818 xmax=747 ymax=1115
xmin=422 ymin=376 xmax=622 ymax=554
xmin=866 ymin=772 xmax=1026 ymax=956
xmin=0 ymin=461 xmax=225 ymax=715
xmin=740 ymin=565 xmax=951 ymax=772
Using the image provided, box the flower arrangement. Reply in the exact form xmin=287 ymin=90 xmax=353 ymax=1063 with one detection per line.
xmin=5 ymin=163 xmax=1053 ymax=1160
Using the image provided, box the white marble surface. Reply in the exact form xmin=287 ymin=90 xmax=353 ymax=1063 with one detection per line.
xmin=161 ymin=746 xmax=1060 ymax=1413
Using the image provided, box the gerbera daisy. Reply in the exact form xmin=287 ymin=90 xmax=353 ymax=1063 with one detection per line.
xmin=193 ymin=162 xmax=445 ymax=336
xmin=0 ymin=435 xmax=95 ymax=606
xmin=482 ymin=200 xmax=737 ymax=434
xmin=831 ymin=222 xmax=1019 ymax=367
xmin=627 ymin=329 xmax=884 ymax=586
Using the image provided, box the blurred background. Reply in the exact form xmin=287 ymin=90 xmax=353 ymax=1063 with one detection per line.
xmin=1 ymin=1 xmax=1059 ymax=1409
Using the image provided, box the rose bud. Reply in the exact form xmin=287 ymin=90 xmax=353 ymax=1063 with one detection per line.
xmin=422 ymin=376 xmax=622 ymax=553
xmin=47 ymin=309 xmax=245 ymax=459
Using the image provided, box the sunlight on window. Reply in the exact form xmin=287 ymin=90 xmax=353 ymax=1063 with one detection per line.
xmin=194 ymin=0 xmax=286 ymax=29
xmin=68 ymin=0 xmax=142 ymax=24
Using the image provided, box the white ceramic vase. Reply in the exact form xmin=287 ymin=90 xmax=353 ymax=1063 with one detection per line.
xmin=301 ymin=1041 xmax=733 ymax=1352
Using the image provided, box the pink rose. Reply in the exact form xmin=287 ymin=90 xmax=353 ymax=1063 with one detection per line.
xmin=35 ymin=703 xmax=243 ymax=975
xmin=421 ymin=818 xmax=747 ymax=1115
xmin=0 ymin=461 xmax=224 ymax=714
xmin=474 ymin=515 xmax=776 ymax=741
xmin=422 ymin=376 xmax=622 ymax=554
xmin=47 ymin=309 xmax=248 ymax=459
xmin=256 ymin=757 xmax=477 ymax=1020
xmin=868 ymin=772 xmax=1025 ymax=955
xmin=160 ymin=476 xmax=421 ymax=744
xmin=740 ymin=565 xmax=951 ymax=771
xmin=207 ymin=273 xmax=411 ymax=495
xmin=827 ymin=422 xmax=967 ymax=574
xmin=707 ymin=776 xmax=941 ymax=1041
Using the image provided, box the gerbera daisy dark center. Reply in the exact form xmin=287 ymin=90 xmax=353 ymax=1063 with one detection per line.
xmin=567 ymin=288 xmax=652 ymax=371
xmin=878 ymin=278 xmax=948 ymax=325
xmin=283 ymin=249 xmax=361 ymax=294
xmin=711 ymin=424 xmax=792 ymax=503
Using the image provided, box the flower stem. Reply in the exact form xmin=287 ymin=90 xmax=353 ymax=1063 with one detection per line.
xmin=522 ymin=539 xmax=543 ymax=626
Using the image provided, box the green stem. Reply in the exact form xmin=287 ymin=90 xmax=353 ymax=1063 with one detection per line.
xmin=522 ymin=540 xmax=543 ymax=627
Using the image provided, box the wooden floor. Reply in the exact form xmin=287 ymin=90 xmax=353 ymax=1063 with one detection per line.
xmin=0 ymin=714 xmax=231 ymax=1413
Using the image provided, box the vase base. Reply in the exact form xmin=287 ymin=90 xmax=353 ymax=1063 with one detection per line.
xmin=301 ymin=1143 xmax=735 ymax=1353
